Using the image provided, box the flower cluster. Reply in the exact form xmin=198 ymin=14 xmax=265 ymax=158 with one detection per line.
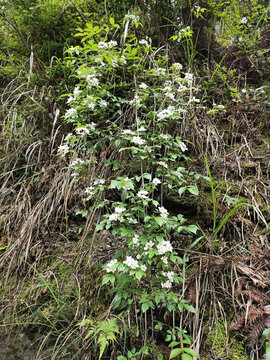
xmin=157 ymin=106 xmax=175 ymax=121
xmin=109 ymin=206 xmax=126 ymax=222
xmin=161 ymin=271 xmax=175 ymax=288
xmin=106 ymin=259 xmax=117 ymax=273
xmin=157 ymin=240 xmax=173 ymax=255
xmin=123 ymin=256 xmax=139 ymax=269
xmin=137 ymin=190 xmax=149 ymax=199
xmin=159 ymin=206 xmax=169 ymax=219
xmin=132 ymin=136 xmax=146 ymax=145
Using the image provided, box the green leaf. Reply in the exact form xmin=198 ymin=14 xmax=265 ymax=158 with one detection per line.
xmin=187 ymin=186 xmax=199 ymax=195
xmin=155 ymin=322 xmax=163 ymax=330
xmin=169 ymin=348 xmax=182 ymax=359
xmin=115 ymin=139 xmax=121 ymax=148
xmin=143 ymin=173 xmax=152 ymax=180
xmin=110 ymin=180 xmax=119 ymax=189
xmin=182 ymin=348 xmax=198 ymax=357
xmin=168 ymin=341 xmax=181 ymax=348
xmin=117 ymin=356 xmax=127 ymax=360
xmin=135 ymin=271 xmax=143 ymax=280
xmin=96 ymin=222 xmax=105 ymax=231
xmin=121 ymin=191 xmax=127 ymax=202
xmin=183 ymin=303 xmax=196 ymax=313
xmin=102 ymin=274 xmax=115 ymax=285
xmin=142 ymin=302 xmax=150 ymax=312
xmin=183 ymin=225 xmax=198 ymax=234
xmin=181 ymin=354 xmax=192 ymax=360
xmin=154 ymin=217 xmax=166 ymax=226
xmin=98 ymin=336 xmax=108 ymax=359
xmin=157 ymin=354 xmax=164 ymax=360
xmin=178 ymin=187 xmax=186 ymax=195
xmin=109 ymin=17 xmax=115 ymax=25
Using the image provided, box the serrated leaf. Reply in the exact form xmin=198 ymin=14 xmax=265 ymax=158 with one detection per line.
xmin=169 ymin=348 xmax=182 ymax=359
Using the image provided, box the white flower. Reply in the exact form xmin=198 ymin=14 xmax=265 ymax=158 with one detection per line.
xmin=144 ymin=240 xmax=155 ymax=250
xmin=179 ymin=141 xmax=188 ymax=152
xmin=137 ymin=190 xmax=149 ymax=199
xmin=158 ymin=161 xmax=168 ymax=169
xmin=157 ymin=106 xmax=175 ymax=120
xmin=241 ymin=17 xmax=248 ymax=24
xmin=161 ymin=256 xmax=168 ymax=264
xmin=132 ymin=234 xmax=140 ymax=246
xmin=161 ymin=280 xmax=172 ymax=289
xmin=89 ymin=122 xmax=96 ymax=130
xmin=67 ymin=96 xmax=75 ymax=104
xmin=189 ymin=96 xmax=200 ymax=103
xmin=98 ymin=41 xmax=108 ymax=49
xmin=163 ymin=271 xmax=174 ymax=282
xmin=177 ymin=84 xmax=188 ymax=92
xmin=65 ymin=108 xmax=77 ymax=118
xmin=139 ymin=83 xmax=148 ymax=89
xmin=69 ymin=47 xmax=80 ymax=55
xmin=132 ymin=136 xmax=146 ymax=145
xmin=160 ymin=134 xmax=171 ymax=140
xmin=109 ymin=213 xmax=119 ymax=221
xmin=136 ymin=254 xmax=141 ymax=260
xmin=108 ymin=40 xmax=117 ymax=48
xmin=73 ymin=86 xmax=81 ymax=98
xmin=58 ymin=144 xmax=69 ymax=154
xmin=128 ymin=218 xmax=138 ymax=224
xmin=86 ymin=75 xmax=99 ymax=87
xmin=64 ymin=133 xmax=73 ymax=141
xmin=159 ymin=206 xmax=169 ymax=219
xmin=122 ymin=129 xmax=135 ymax=135
xmin=195 ymin=5 xmax=201 ymax=11
xmin=141 ymin=264 xmax=147 ymax=272
xmin=115 ymin=207 xmax=126 ymax=214
xmin=87 ymin=102 xmax=95 ymax=110
xmin=85 ymin=186 xmax=95 ymax=196
xmin=130 ymin=95 xmax=141 ymax=106
xmin=157 ymin=240 xmax=173 ymax=255
xmin=123 ymin=256 xmax=139 ymax=269
xmin=153 ymin=178 xmax=161 ymax=185
xmin=76 ymin=127 xmax=90 ymax=135
xmin=167 ymin=93 xmax=175 ymax=100
xmin=139 ymin=39 xmax=149 ymax=46
xmin=185 ymin=72 xmax=193 ymax=86
xmin=155 ymin=68 xmax=166 ymax=76
xmin=119 ymin=55 xmax=127 ymax=64
xmin=70 ymin=158 xmax=84 ymax=167
xmin=100 ymin=100 xmax=108 ymax=108
xmin=138 ymin=126 xmax=147 ymax=132
xmin=106 ymin=259 xmax=117 ymax=273
xmin=172 ymin=63 xmax=183 ymax=70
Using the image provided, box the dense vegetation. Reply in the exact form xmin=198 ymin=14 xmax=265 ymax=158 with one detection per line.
xmin=0 ymin=1 xmax=269 ymax=359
